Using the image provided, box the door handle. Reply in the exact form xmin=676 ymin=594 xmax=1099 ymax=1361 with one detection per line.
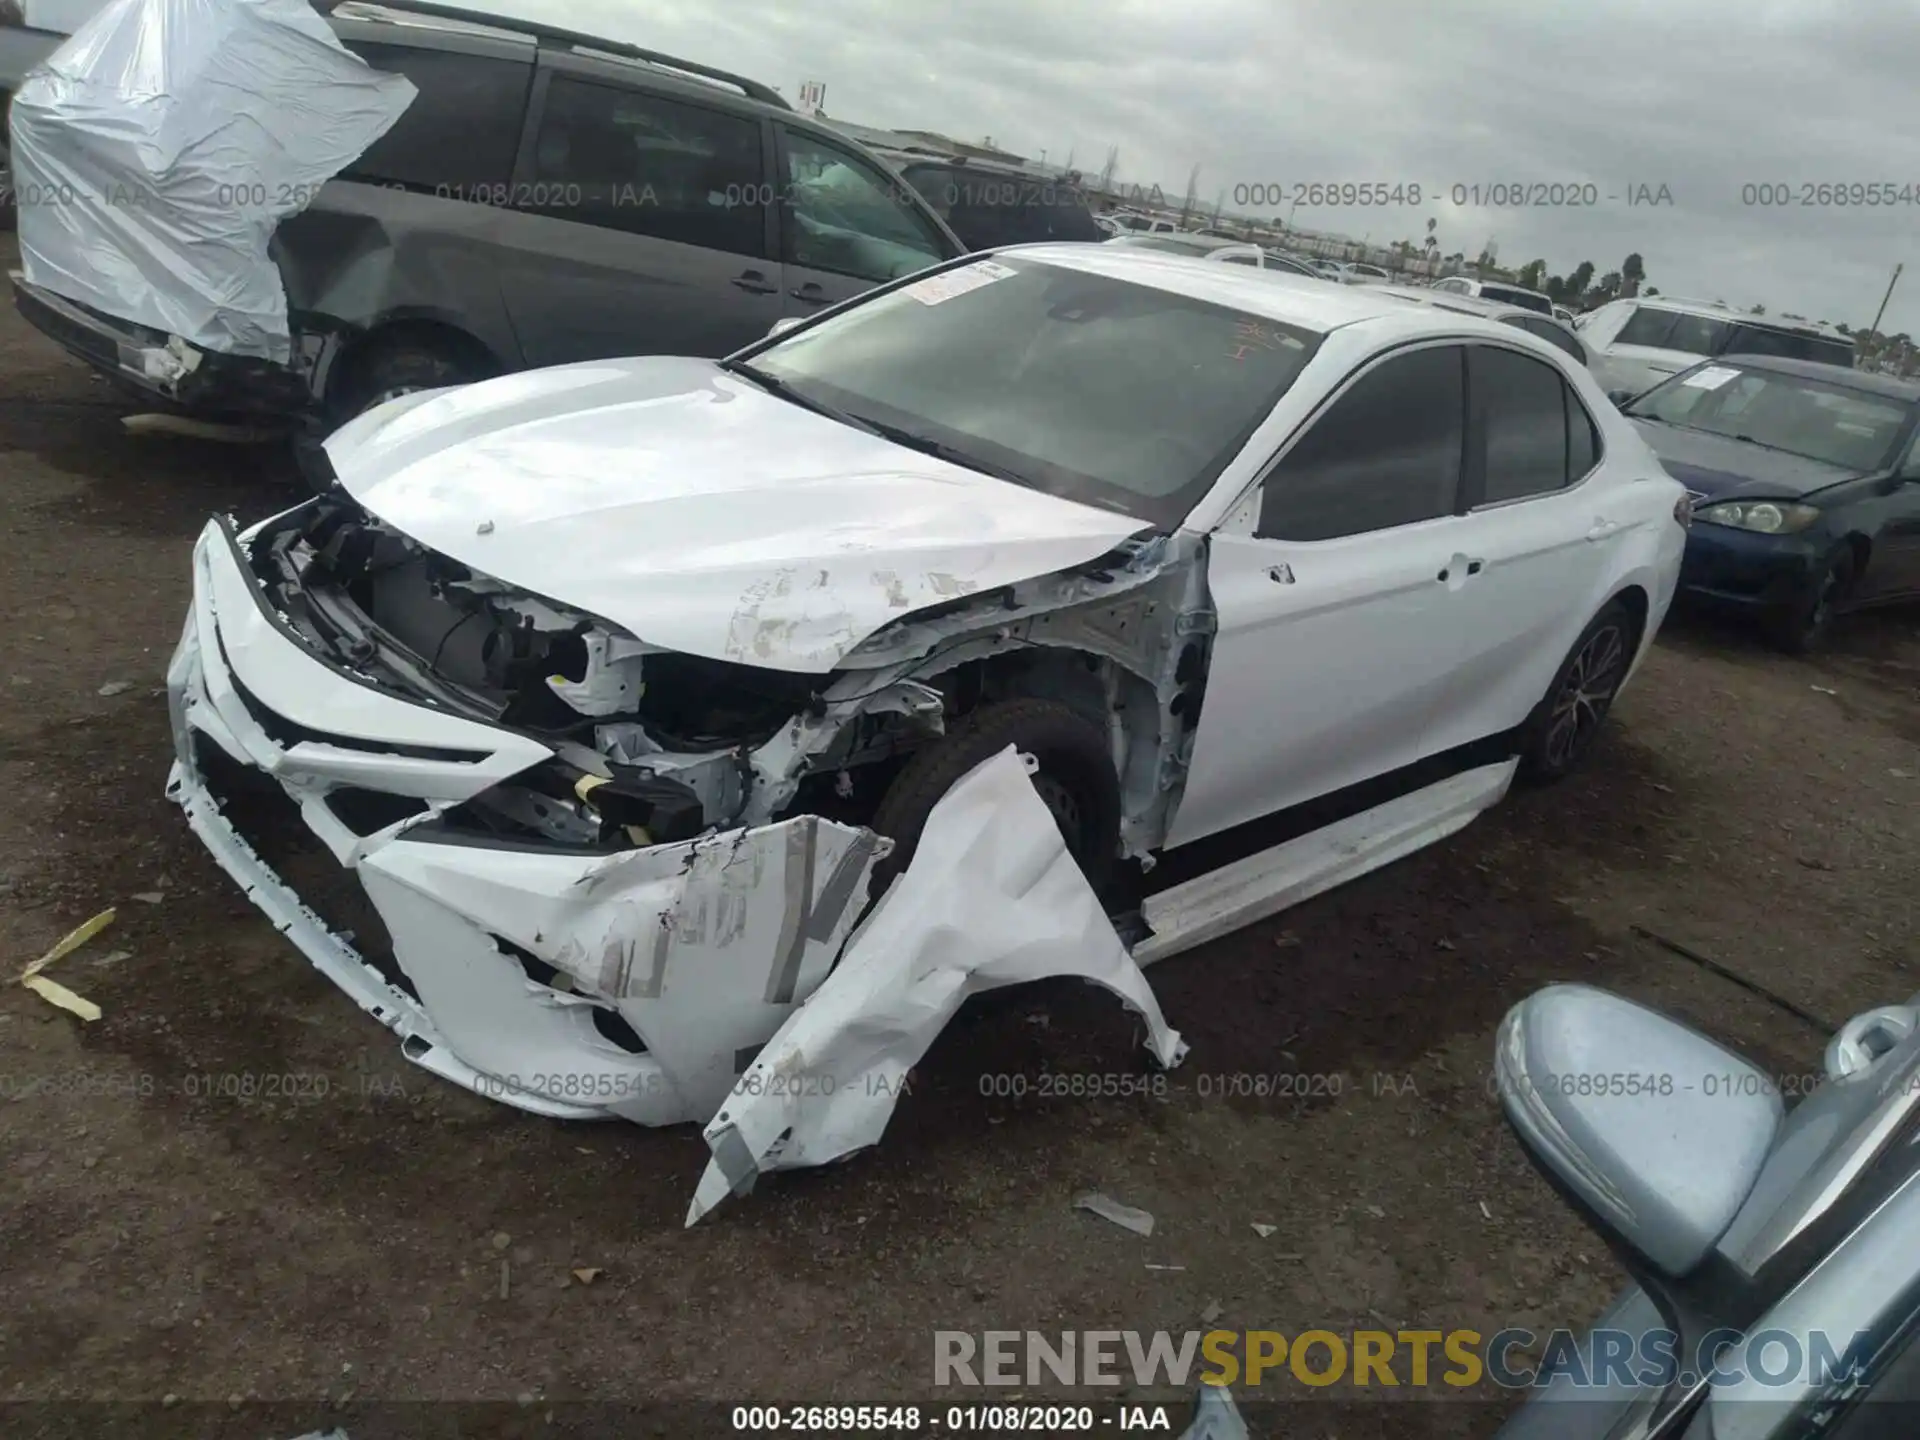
xmin=731 ymin=271 xmax=778 ymax=294
xmin=789 ymin=284 xmax=829 ymax=304
xmin=1585 ymin=518 xmax=1623 ymax=542
xmin=1466 ymin=559 xmax=1484 ymax=576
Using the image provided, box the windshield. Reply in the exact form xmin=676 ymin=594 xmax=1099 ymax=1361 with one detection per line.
xmin=1629 ymin=362 xmax=1911 ymax=471
xmin=741 ymin=256 xmax=1322 ymax=526
xmin=1478 ymin=284 xmax=1554 ymax=315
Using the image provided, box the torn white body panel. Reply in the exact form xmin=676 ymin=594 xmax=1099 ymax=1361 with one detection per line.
xmin=11 ymin=0 xmax=415 ymax=361
xmin=168 ymin=522 xmax=888 ymax=1124
xmin=320 ymin=359 xmax=1150 ymax=672
xmin=686 ymin=747 xmax=1187 ymax=1225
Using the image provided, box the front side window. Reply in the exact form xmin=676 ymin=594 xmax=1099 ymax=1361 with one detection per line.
xmin=782 ymin=131 xmax=949 ymax=283
xmin=342 ymin=44 xmax=531 ymax=190
xmin=528 ymin=79 xmax=767 ymax=257
xmin=1258 ymin=346 xmax=1465 ymax=541
xmin=1629 ymin=364 xmax=1911 ymax=470
xmin=1513 ymin=314 xmax=1588 ymax=364
xmin=740 ymin=257 xmax=1321 ymax=526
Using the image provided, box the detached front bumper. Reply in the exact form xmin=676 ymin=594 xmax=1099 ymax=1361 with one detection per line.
xmin=13 ymin=276 xmax=312 ymax=418
xmin=166 ymin=520 xmax=885 ymax=1125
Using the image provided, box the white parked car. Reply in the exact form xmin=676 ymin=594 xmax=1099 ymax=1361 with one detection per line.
xmin=1430 ymin=275 xmax=1556 ymax=316
xmin=166 ymin=245 xmax=1687 ymax=1124
xmin=1102 ymin=232 xmax=1322 ymax=277
xmin=1338 ymin=262 xmax=1392 ymax=284
xmin=1103 ymin=210 xmax=1178 ymax=235
xmin=1580 ymin=297 xmax=1857 ymax=401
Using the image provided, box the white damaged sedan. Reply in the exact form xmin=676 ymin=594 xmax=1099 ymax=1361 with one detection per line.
xmin=167 ymin=245 xmax=1687 ymax=1126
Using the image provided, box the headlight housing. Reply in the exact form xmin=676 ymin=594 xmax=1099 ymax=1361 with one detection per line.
xmin=1693 ymin=500 xmax=1821 ymax=535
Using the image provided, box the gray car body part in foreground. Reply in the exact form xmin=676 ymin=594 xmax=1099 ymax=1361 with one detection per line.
xmin=4 ymin=0 xmax=965 ymax=421
xmin=1495 ymin=982 xmax=1920 ymax=1438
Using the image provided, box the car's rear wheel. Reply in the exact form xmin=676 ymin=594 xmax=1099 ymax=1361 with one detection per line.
xmin=1762 ymin=543 xmax=1854 ymax=655
xmin=1518 ymin=600 xmax=1636 ymax=784
xmin=868 ymin=698 xmax=1121 ymax=894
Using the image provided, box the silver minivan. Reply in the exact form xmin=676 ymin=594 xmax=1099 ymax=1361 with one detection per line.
xmin=1580 ymin=297 xmax=1856 ymax=402
xmin=6 ymin=0 xmax=966 ymax=423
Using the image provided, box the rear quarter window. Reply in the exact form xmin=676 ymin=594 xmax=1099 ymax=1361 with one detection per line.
xmin=340 ymin=43 xmax=532 ymax=191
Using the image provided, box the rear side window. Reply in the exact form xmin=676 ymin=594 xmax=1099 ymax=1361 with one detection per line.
xmin=1514 ymin=314 xmax=1589 ymax=365
xmin=1473 ymin=346 xmax=1600 ymax=502
xmin=1259 ymin=346 xmax=1465 ymax=541
xmin=341 ymin=43 xmax=531 ymax=191
xmin=528 ymin=78 xmax=768 ymax=258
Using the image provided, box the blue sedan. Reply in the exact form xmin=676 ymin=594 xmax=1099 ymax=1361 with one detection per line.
xmin=1612 ymin=356 xmax=1920 ymax=651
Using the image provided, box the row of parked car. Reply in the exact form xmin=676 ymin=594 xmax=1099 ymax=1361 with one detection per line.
xmin=5 ymin=0 xmax=1916 ymax=665
xmin=8 ymin=6 xmax=1920 ymax=1432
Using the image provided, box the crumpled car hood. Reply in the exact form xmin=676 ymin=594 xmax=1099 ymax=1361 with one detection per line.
xmin=323 ymin=356 xmax=1150 ymax=672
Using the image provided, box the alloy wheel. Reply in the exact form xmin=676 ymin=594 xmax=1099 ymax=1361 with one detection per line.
xmin=1543 ymin=623 xmax=1627 ymax=770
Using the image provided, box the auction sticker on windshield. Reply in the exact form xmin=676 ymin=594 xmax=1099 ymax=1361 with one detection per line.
xmin=1681 ymin=365 xmax=1742 ymax=390
xmin=902 ymin=260 xmax=1017 ymax=305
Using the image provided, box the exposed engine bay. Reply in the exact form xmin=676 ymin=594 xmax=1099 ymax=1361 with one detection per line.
xmin=244 ymin=496 xmax=1214 ymax=861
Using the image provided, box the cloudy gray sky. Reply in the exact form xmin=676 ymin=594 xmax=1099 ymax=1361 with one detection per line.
xmin=472 ymin=0 xmax=1920 ymax=336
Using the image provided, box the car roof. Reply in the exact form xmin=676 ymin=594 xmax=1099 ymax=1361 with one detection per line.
xmin=881 ymin=152 xmax=1079 ymax=183
xmin=1705 ymin=354 xmax=1920 ymax=401
xmin=1000 ymin=243 xmax=1514 ymax=337
xmin=1105 ymin=233 xmax=1241 ymax=252
xmin=329 ymin=0 xmax=796 ymax=114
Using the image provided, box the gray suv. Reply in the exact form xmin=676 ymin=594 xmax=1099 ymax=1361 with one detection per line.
xmin=8 ymin=0 xmax=965 ymax=422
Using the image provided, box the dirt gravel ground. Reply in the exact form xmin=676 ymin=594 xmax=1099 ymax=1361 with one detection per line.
xmin=0 ymin=232 xmax=1915 ymax=1439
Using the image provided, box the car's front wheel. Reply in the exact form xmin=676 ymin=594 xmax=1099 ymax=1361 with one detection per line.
xmin=869 ymin=698 xmax=1122 ymax=894
xmin=1518 ymin=600 xmax=1637 ymax=784
xmin=1762 ymin=542 xmax=1855 ymax=654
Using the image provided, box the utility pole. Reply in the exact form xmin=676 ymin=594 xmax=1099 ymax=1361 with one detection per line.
xmin=1868 ymin=262 xmax=1904 ymax=340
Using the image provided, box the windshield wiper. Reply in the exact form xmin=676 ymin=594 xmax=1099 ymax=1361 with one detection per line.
xmin=849 ymin=415 xmax=1037 ymax=488
xmin=720 ymin=361 xmax=885 ymax=437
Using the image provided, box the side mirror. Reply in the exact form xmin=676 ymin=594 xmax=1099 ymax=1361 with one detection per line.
xmin=1495 ymin=984 xmax=1781 ymax=1278
xmin=1607 ymin=388 xmax=1637 ymax=407
xmin=766 ymin=316 xmax=805 ymax=340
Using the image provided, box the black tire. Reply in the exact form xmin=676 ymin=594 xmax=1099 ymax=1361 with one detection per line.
xmin=1517 ymin=600 xmax=1637 ymax=784
xmin=869 ymin=698 xmax=1122 ymax=892
xmin=1761 ymin=543 xmax=1855 ymax=655
xmin=330 ymin=335 xmax=486 ymax=423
